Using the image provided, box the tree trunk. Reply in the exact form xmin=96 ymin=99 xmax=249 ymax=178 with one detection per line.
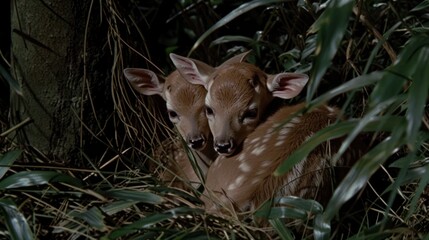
xmin=10 ymin=0 xmax=112 ymax=164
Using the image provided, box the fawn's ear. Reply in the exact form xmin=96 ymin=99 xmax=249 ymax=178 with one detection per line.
xmin=123 ymin=68 xmax=164 ymax=96
xmin=219 ymin=50 xmax=252 ymax=66
xmin=170 ymin=53 xmax=215 ymax=88
xmin=267 ymin=72 xmax=309 ymax=99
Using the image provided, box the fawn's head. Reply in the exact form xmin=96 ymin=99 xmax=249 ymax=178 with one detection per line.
xmin=123 ymin=69 xmax=210 ymax=151
xmin=171 ymin=53 xmax=308 ymax=156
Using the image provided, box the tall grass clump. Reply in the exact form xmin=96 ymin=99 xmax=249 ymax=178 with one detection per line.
xmin=1 ymin=0 xmax=428 ymax=239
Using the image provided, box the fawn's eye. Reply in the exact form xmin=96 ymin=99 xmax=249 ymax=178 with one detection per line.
xmin=205 ymin=106 xmax=214 ymax=117
xmin=240 ymin=108 xmax=258 ymax=123
xmin=168 ymin=110 xmax=178 ymax=119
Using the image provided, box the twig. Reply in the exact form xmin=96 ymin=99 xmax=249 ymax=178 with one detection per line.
xmin=0 ymin=117 xmax=32 ymax=137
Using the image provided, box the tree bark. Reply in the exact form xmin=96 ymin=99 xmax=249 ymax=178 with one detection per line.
xmin=11 ymin=0 xmax=112 ymax=164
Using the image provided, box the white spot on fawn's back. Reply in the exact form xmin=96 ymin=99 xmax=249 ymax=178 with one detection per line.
xmin=251 ymin=145 xmax=266 ymax=156
xmin=239 ymin=162 xmax=252 ymax=172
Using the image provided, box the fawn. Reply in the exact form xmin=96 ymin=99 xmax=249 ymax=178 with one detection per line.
xmin=124 ymin=51 xmax=250 ymax=189
xmin=170 ymin=54 xmax=362 ymax=215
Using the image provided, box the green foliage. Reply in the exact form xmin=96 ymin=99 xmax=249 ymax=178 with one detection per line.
xmin=1 ymin=0 xmax=428 ymax=239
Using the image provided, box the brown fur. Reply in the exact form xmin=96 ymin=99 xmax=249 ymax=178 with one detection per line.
xmin=206 ymin=63 xmax=273 ymax=154
xmin=202 ymin=103 xmax=363 ymax=214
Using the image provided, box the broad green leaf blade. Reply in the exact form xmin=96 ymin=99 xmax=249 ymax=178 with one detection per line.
xmin=274 ymin=116 xmax=406 ymax=176
xmin=100 ymin=200 xmax=139 ymax=216
xmin=210 ymin=35 xmax=254 ymax=47
xmin=105 ymin=189 xmax=164 ymax=204
xmin=411 ymin=0 xmax=429 ymax=11
xmin=0 ymin=63 xmax=22 ymax=95
xmin=0 ymin=149 xmax=22 ymax=179
xmin=188 ymin=0 xmax=288 ymax=55
xmin=306 ymin=0 xmax=355 ymax=101
xmin=71 ymin=207 xmax=106 ymax=230
xmin=0 ymin=199 xmax=34 ymax=240
xmin=332 ymin=97 xmax=404 ymax=165
xmin=406 ymin=39 xmax=429 ymax=150
xmin=309 ymin=71 xmax=382 ymax=109
xmin=108 ymin=207 xmax=200 ymax=239
xmin=269 ymin=218 xmax=295 ymax=240
xmin=370 ymin=35 xmax=429 ymax=107
xmin=315 ymin=130 xmax=404 ymax=239
xmin=0 ymin=171 xmax=83 ymax=189
xmin=255 ymin=196 xmax=323 ymax=219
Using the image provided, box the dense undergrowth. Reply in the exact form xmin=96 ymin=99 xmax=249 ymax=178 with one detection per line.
xmin=1 ymin=0 xmax=429 ymax=239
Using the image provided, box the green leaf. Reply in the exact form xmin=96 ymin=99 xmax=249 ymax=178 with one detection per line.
xmin=274 ymin=116 xmax=406 ymax=176
xmin=210 ymin=35 xmax=254 ymax=47
xmin=0 ymin=171 xmax=83 ymax=189
xmin=105 ymin=189 xmax=164 ymax=205
xmin=255 ymin=196 xmax=323 ymax=219
xmin=188 ymin=0 xmax=288 ymax=55
xmin=309 ymin=71 xmax=383 ymax=109
xmin=306 ymin=0 xmax=355 ymax=101
xmin=315 ymin=130 xmax=405 ymax=239
xmin=0 ymin=63 xmax=22 ymax=95
xmin=100 ymin=200 xmax=140 ymax=216
xmin=0 ymin=199 xmax=34 ymax=240
xmin=71 ymin=207 xmax=106 ymax=230
xmin=370 ymin=35 xmax=429 ymax=108
xmin=0 ymin=149 xmax=22 ymax=179
xmin=108 ymin=207 xmax=200 ymax=239
xmin=411 ymin=0 xmax=429 ymax=11
xmin=269 ymin=218 xmax=295 ymax=240
xmin=406 ymin=39 xmax=429 ymax=150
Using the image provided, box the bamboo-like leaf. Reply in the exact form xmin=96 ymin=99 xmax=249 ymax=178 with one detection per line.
xmin=406 ymin=163 xmax=429 ymax=219
xmin=0 ymin=199 xmax=34 ymax=240
xmin=269 ymin=218 xmax=295 ymax=240
xmin=274 ymin=116 xmax=406 ymax=176
xmin=0 ymin=149 xmax=22 ymax=179
xmin=108 ymin=207 xmax=200 ymax=239
xmin=71 ymin=207 xmax=106 ymax=230
xmin=306 ymin=0 xmax=355 ymax=101
xmin=188 ymin=0 xmax=288 ymax=55
xmin=369 ymin=36 xmax=429 ymax=108
xmin=315 ymin=130 xmax=404 ymax=239
xmin=309 ymin=71 xmax=383 ymax=110
xmin=0 ymin=171 xmax=84 ymax=189
xmin=406 ymin=39 xmax=429 ymax=150
xmin=255 ymin=196 xmax=323 ymax=219
xmin=105 ymin=189 xmax=164 ymax=205
xmin=411 ymin=0 xmax=429 ymax=11
xmin=0 ymin=63 xmax=22 ymax=95
xmin=100 ymin=200 xmax=139 ymax=216
xmin=210 ymin=35 xmax=254 ymax=47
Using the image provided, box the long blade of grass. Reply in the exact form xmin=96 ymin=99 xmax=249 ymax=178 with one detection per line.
xmin=0 ymin=199 xmax=33 ymax=240
xmin=188 ymin=0 xmax=288 ymax=56
xmin=256 ymin=196 xmax=323 ymax=219
xmin=306 ymin=0 xmax=355 ymax=101
xmin=105 ymin=189 xmax=164 ymax=204
xmin=0 ymin=171 xmax=83 ymax=189
xmin=108 ymin=207 xmax=202 ymax=239
xmin=210 ymin=35 xmax=254 ymax=47
xmin=0 ymin=149 xmax=22 ymax=179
